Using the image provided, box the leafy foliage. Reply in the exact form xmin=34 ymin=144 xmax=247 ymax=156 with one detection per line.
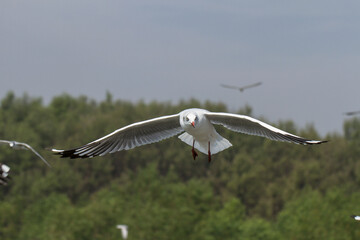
xmin=1 ymin=92 xmax=360 ymax=239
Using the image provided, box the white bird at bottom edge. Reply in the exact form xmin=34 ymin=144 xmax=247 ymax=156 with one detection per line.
xmin=52 ymin=108 xmax=327 ymax=162
xmin=116 ymin=225 xmax=128 ymax=240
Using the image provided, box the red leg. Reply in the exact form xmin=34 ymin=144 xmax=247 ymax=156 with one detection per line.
xmin=208 ymin=142 xmax=211 ymax=163
xmin=191 ymin=139 xmax=198 ymax=160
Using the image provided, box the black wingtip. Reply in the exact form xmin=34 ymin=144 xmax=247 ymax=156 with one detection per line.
xmin=52 ymin=148 xmax=83 ymax=159
xmin=60 ymin=149 xmax=77 ymax=158
xmin=313 ymin=140 xmax=329 ymax=145
xmin=284 ymin=134 xmax=329 ymax=145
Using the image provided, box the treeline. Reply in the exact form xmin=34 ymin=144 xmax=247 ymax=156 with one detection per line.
xmin=0 ymin=92 xmax=360 ymax=239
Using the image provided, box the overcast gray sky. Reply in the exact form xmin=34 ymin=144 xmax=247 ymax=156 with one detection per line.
xmin=1 ymin=0 xmax=359 ymax=136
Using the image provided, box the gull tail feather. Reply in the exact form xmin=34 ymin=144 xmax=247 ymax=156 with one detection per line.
xmin=178 ymin=132 xmax=232 ymax=155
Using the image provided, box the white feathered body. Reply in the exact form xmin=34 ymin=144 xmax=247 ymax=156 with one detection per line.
xmin=178 ymin=109 xmax=232 ymax=155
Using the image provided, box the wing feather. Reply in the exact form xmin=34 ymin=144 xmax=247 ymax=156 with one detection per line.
xmin=19 ymin=143 xmax=52 ymax=167
xmin=205 ymin=112 xmax=327 ymax=145
xmin=240 ymin=82 xmax=262 ymax=90
xmin=53 ymin=114 xmax=183 ymax=158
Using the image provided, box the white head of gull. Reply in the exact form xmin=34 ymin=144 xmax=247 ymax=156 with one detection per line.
xmin=52 ymin=108 xmax=327 ymax=162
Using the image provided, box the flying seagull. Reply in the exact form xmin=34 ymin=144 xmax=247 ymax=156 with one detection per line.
xmin=344 ymin=110 xmax=360 ymax=116
xmin=351 ymin=215 xmax=360 ymax=221
xmin=52 ymin=108 xmax=327 ymax=162
xmin=0 ymin=163 xmax=10 ymax=186
xmin=220 ymin=82 xmax=262 ymax=92
xmin=116 ymin=225 xmax=128 ymax=239
xmin=0 ymin=140 xmax=51 ymax=167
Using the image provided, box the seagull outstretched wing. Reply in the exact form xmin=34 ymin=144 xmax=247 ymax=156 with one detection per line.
xmin=205 ymin=112 xmax=327 ymax=145
xmin=220 ymin=82 xmax=262 ymax=92
xmin=0 ymin=140 xmax=51 ymax=167
xmin=16 ymin=142 xmax=52 ymax=168
xmin=52 ymin=114 xmax=183 ymax=159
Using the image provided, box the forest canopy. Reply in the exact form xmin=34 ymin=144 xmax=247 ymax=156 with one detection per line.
xmin=0 ymin=92 xmax=360 ymax=240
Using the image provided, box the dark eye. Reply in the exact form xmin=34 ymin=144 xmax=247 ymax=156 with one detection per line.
xmin=186 ymin=117 xmax=189 ymax=121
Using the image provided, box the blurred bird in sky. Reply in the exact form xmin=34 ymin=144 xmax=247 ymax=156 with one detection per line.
xmin=0 ymin=140 xmax=51 ymax=167
xmin=220 ymin=82 xmax=262 ymax=92
xmin=344 ymin=110 xmax=360 ymax=116
xmin=52 ymin=108 xmax=327 ymax=162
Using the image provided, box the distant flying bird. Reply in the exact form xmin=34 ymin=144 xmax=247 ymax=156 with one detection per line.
xmin=52 ymin=108 xmax=327 ymax=162
xmin=0 ymin=163 xmax=10 ymax=186
xmin=351 ymin=215 xmax=360 ymax=221
xmin=344 ymin=111 xmax=360 ymax=116
xmin=0 ymin=140 xmax=51 ymax=167
xmin=220 ymin=82 xmax=262 ymax=92
xmin=116 ymin=225 xmax=128 ymax=240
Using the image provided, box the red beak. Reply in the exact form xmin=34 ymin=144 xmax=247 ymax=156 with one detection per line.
xmin=191 ymin=121 xmax=195 ymax=128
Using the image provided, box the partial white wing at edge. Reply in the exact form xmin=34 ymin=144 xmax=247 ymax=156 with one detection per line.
xmin=0 ymin=140 xmax=11 ymax=145
xmin=19 ymin=143 xmax=52 ymax=168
